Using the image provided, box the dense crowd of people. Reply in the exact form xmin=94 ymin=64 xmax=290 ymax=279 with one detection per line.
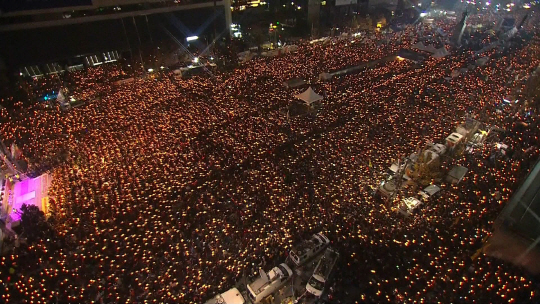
xmin=1 ymin=10 xmax=540 ymax=304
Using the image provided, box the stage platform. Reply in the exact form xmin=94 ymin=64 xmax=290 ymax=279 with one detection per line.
xmin=1 ymin=173 xmax=52 ymax=225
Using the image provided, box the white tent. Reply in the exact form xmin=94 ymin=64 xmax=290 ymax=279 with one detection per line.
xmin=295 ymin=87 xmax=323 ymax=105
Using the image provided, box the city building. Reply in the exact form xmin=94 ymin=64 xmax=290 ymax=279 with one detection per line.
xmin=487 ymin=159 xmax=540 ymax=274
xmin=0 ymin=0 xmax=232 ymax=74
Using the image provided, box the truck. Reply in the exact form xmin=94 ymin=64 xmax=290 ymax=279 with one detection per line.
xmin=246 ymin=263 xmax=293 ymax=303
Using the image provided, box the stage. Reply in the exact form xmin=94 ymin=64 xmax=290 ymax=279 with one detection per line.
xmin=1 ymin=173 xmax=52 ymax=225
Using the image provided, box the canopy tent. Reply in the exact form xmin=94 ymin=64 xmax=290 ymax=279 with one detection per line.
xmin=295 ymin=87 xmax=323 ymax=105
xmin=446 ymin=165 xmax=468 ymax=184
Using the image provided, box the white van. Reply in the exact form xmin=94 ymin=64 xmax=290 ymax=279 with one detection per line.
xmin=289 ymin=233 xmax=330 ymax=266
xmin=247 ymin=263 xmax=293 ymax=303
xmin=306 ymin=247 xmax=339 ymax=297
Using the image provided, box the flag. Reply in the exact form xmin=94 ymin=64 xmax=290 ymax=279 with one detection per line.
xmin=10 ymin=143 xmax=22 ymax=159
xmin=57 ymin=90 xmax=65 ymax=102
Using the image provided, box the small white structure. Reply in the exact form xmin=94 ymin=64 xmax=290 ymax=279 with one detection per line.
xmin=247 ymin=263 xmax=293 ymax=303
xmin=204 ymin=287 xmax=245 ymax=304
xmin=455 ymin=125 xmax=471 ymax=137
xmin=398 ymin=197 xmax=423 ymax=216
xmin=470 ymin=131 xmax=486 ymax=145
xmin=423 ymin=149 xmax=439 ymax=163
xmin=446 ymin=165 xmax=468 ymax=184
xmin=294 ymin=87 xmax=323 ymax=105
xmin=496 ymin=142 xmax=509 ymax=151
xmin=423 ymin=143 xmax=446 ymax=164
xmin=419 ymin=184 xmax=441 ymax=201
xmin=430 ymin=143 xmax=447 ymax=155
xmin=446 ymin=132 xmax=464 ymax=148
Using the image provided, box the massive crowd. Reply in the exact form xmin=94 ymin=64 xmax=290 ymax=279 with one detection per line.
xmin=1 ymin=11 xmax=540 ymax=304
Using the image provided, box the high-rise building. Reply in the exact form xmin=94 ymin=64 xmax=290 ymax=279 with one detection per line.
xmin=486 ymin=160 xmax=540 ymax=274
xmin=0 ymin=0 xmax=232 ymax=72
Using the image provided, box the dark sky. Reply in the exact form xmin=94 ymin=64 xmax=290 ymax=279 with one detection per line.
xmin=0 ymin=8 xmax=226 ymax=68
xmin=0 ymin=0 xmax=92 ymax=13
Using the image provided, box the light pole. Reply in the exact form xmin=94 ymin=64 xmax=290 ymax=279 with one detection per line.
xmin=120 ymin=18 xmax=133 ymax=61
xmin=132 ymin=16 xmax=145 ymax=70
